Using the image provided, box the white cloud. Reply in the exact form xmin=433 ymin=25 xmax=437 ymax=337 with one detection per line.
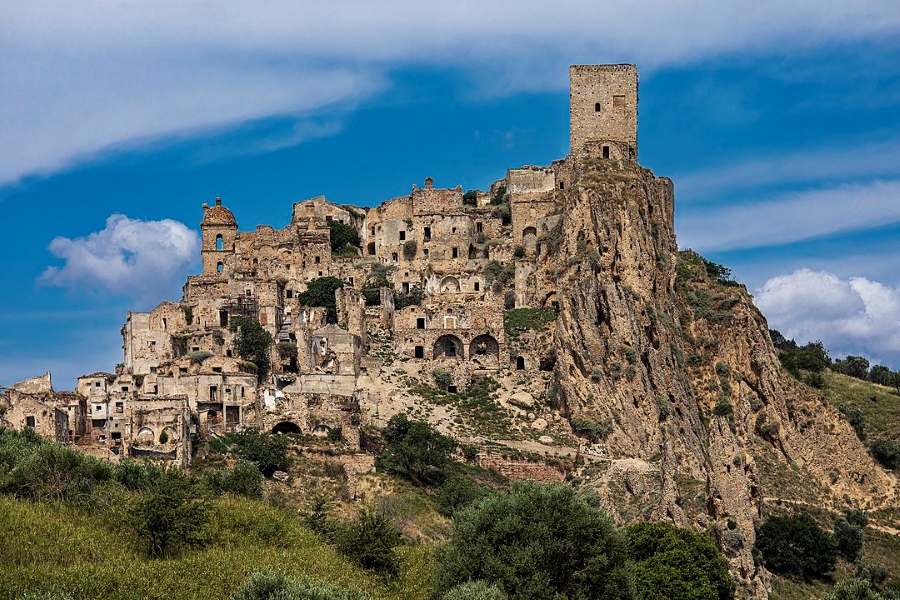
xmin=755 ymin=269 xmax=900 ymax=366
xmin=2 ymin=1 xmax=899 ymax=184
xmin=39 ymin=214 xmax=200 ymax=304
xmin=676 ymin=179 xmax=900 ymax=251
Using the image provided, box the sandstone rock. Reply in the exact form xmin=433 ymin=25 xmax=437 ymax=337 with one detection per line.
xmin=530 ymin=418 xmax=548 ymax=431
xmin=538 ymin=435 xmax=554 ymax=445
xmin=272 ymin=470 xmax=290 ymax=482
xmin=509 ymin=391 xmax=536 ymax=410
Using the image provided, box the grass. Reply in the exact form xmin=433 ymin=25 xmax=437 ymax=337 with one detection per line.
xmin=819 ymin=371 xmax=900 ymax=444
xmin=0 ymin=494 xmax=433 ymax=600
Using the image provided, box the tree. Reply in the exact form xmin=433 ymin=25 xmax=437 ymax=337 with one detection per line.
xmin=231 ymin=427 xmax=290 ymax=477
xmin=327 ymin=220 xmax=361 ymax=254
xmin=870 ymin=438 xmax=900 ymax=470
xmin=869 ymin=365 xmax=893 ymax=386
xmin=129 ymin=470 xmax=210 ymax=558
xmin=444 ymin=581 xmax=507 ymax=600
xmin=296 ymin=277 xmax=344 ymax=323
xmin=434 ymin=481 xmax=634 ymax=600
xmin=833 ymin=509 xmax=867 ymax=562
xmin=834 ymin=356 xmax=871 ymax=380
xmin=230 ymin=316 xmax=274 ymax=380
xmin=823 ymin=579 xmax=889 ymax=600
xmin=379 ymin=414 xmax=456 ymax=484
xmin=627 ymin=521 xmax=735 ymax=600
xmin=754 ymin=513 xmax=837 ymax=580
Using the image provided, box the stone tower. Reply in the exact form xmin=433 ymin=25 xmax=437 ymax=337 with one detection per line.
xmin=569 ymin=64 xmax=638 ymax=160
xmin=200 ymin=197 xmax=238 ymax=277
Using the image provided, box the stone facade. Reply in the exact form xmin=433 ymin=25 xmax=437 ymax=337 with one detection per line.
xmin=569 ymin=64 xmax=638 ymax=159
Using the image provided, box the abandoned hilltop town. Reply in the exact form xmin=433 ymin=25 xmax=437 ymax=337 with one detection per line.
xmin=2 ymin=64 xmax=648 ymax=468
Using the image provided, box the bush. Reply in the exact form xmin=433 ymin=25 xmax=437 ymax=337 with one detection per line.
xmin=296 ymin=277 xmax=345 ymax=323
xmin=823 ymin=579 xmax=889 ymax=600
xmin=114 ymin=459 xmax=163 ymax=491
xmin=394 ymin=285 xmax=424 ymax=309
xmin=231 ymin=428 xmax=290 ymax=477
xmin=434 ymin=474 xmax=493 ymax=517
xmin=754 ymin=513 xmax=837 ymax=580
xmin=232 ymin=568 xmax=370 ymax=600
xmin=463 ymin=190 xmax=478 ymax=206
xmin=336 ymin=510 xmax=402 ymax=576
xmin=205 ymin=460 xmax=264 ymax=499
xmin=513 ymin=246 xmax=525 ymax=259
xmin=129 ymin=470 xmax=210 ymax=558
xmin=327 ymin=220 xmax=361 ymax=254
xmin=230 ymin=317 xmax=274 ymax=380
xmin=870 ymin=439 xmax=900 ymax=470
xmin=402 ymin=240 xmax=417 ymax=260
xmin=1 ymin=440 xmax=113 ymax=502
xmin=434 ymin=481 xmax=633 ymax=599
xmin=443 ymin=581 xmax=507 ymax=600
xmin=570 ymin=416 xmax=613 ymax=442
xmin=839 ymin=404 xmax=867 ymax=441
xmin=378 ymin=414 xmax=456 ymax=484
xmin=713 ymin=399 xmax=734 ymax=418
xmin=432 ymin=369 xmax=452 ymax=388
xmin=627 ymin=521 xmax=735 ymax=600
xmin=189 ymin=350 xmax=213 ymax=363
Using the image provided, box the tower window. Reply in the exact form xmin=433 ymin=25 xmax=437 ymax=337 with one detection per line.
xmin=613 ymin=95 xmax=625 ymax=110
xmin=399 ymin=231 xmax=406 ymax=241
xmin=452 ymin=247 xmax=459 ymax=258
xmin=423 ymin=227 xmax=431 ymax=241
xmin=603 ymin=146 xmax=610 ymax=159
xmin=594 ymin=102 xmax=602 ymax=112
xmin=216 ymin=234 xmax=224 ymax=251
xmin=217 ymin=262 xmax=224 ymax=274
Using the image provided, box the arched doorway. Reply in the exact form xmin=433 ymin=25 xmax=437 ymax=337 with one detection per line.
xmin=272 ymin=421 xmax=301 ymax=434
xmin=470 ymin=334 xmax=500 ymax=360
xmin=433 ymin=334 xmax=463 ymax=359
xmin=516 ymin=356 xmax=526 ymax=370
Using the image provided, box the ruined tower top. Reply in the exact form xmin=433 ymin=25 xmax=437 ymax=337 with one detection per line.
xmin=569 ymin=64 xmax=638 ymax=160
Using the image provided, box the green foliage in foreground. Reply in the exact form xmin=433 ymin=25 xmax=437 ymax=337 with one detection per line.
xmin=232 ymin=568 xmax=370 ymax=600
xmin=754 ymin=513 xmax=837 ymax=580
xmin=626 ymin=521 xmax=735 ymax=600
xmin=379 ymin=414 xmax=456 ymax=485
xmin=0 ymin=494 xmax=432 ymax=600
xmin=129 ymin=470 xmax=210 ymax=558
xmin=231 ymin=427 xmax=290 ymax=477
xmin=434 ymin=481 xmax=633 ymax=600
xmin=443 ymin=580 xmax=507 ymax=600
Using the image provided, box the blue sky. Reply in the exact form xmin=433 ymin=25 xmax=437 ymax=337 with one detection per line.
xmin=2 ymin=1 xmax=900 ymax=389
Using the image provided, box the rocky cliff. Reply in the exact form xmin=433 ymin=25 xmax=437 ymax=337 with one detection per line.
xmin=533 ymin=157 xmax=897 ymax=597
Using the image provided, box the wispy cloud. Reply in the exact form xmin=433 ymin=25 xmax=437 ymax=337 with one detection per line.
xmin=677 ymin=179 xmax=900 ymax=251
xmin=39 ymin=214 xmax=200 ymax=304
xmin=2 ymin=1 xmax=899 ymax=185
xmin=755 ymin=269 xmax=900 ymax=365
xmin=674 ymin=139 xmax=900 ymax=202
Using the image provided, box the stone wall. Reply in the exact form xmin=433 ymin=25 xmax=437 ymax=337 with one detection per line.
xmin=569 ymin=64 xmax=638 ymax=157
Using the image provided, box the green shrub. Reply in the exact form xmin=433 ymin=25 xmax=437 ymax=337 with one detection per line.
xmin=463 ymin=190 xmax=478 ymax=206
xmin=335 ymin=510 xmax=401 ymax=576
xmin=434 ymin=481 xmax=632 ymax=599
xmin=402 ymin=240 xmax=417 ymax=260
xmin=839 ymin=403 xmax=867 ymax=441
xmin=206 ymin=460 xmax=264 ymax=499
xmin=232 ymin=568 xmax=371 ymax=600
xmin=833 ymin=514 xmax=865 ymax=562
xmin=296 ymin=277 xmax=345 ymax=323
xmin=443 ymin=581 xmax=507 ymax=600
xmin=434 ymin=474 xmax=493 ymax=517
xmin=432 ymin=369 xmax=452 ymax=388
xmin=394 ymin=285 xmax=424 ymax=309
xmin=378 ymin=414 xmax=456 ymax=485
xmin=189 ymin=350 xmax=213 ymax=363
xmin=114 ymin=459 xmax=163 ymax=491
xmin=754 ymin=513 xmax=837 ymax=580
xmin=129 ymin=470 xmax=210 ymax=558
xmin=570 ymin=416 xmax=613 ymax=442
xmin=870 ymin=438 xmax=900 ymax=470
xmin=231 ymin=428 xmax=290 ymax=477
xmin=823 ymin=578 xmax=888 ymax=600
xmin=713 ymin=399 xmax=734 ymax=418
xmin=513 ymin=246 xmax=525 ymax=259
xmin=230 ymin=317 xmax=274 ymax=380
xmin=1 ymin=441 xmax=113 ymax=502
xmin=327 ymin=220 xmax=361 ymax=254
xmin=627 ymin=521 xmax=735 ymax=600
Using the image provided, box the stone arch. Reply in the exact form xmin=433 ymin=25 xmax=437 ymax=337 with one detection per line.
xmin=217 ymin=262 xmax=224 ymax=274
xmin=523 ymin=226 xmax=538 ymax=254
xmin=272 ymin=421 xmax=301 ymax=434
xmin=161 ymin=426 xmax=177 ymax=442
xmin=136 ymin=427 xmax=154 ymax=443
xmin=433 ymin=334 xmax=463 ymax=359
xmin=543 ymin=292 xmax=559 ymax=309
xmin=312 ymin=423 xmax=332 ymax=437
xmin=516 ymin=356 xmax=526 ymax=370
xmin=367 ymin=241 xmax=376 ymax=256
xmin=470 ymin=334 xmax=500 ymax=360
xmin=215 ymin=234 xmax=224 ymax=251
xmin=440 ymin=276 xmax=460 ymax=293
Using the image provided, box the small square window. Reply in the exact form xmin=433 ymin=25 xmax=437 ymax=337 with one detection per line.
xmin=416 ymin=318 xmax=426 ymax=329
xmin=452 ymin=247 xmax=459 ymax=258
xmin=391 ymin=252 xmax=398 ymax=262
xmin=399 ymin=231 xmax=406 ymax=241
xmin=414 ymin=346 xmax=424 ymax=358
xmin=314 ymin=256 xmax=320 ymax=264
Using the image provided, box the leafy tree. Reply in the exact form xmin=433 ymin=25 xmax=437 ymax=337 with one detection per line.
xmin=231 ymin=427 xmax=290 ymax=477
xmin=839 ymin=404 xmax=867 ymax=441
xmin=129 ymin=470 xmax=210 ymax=558
xmin=232 ymin=568 xmax=370 ymax=600
xmin=231 ymin=316 xmax=274 ymax=380
xmin=336 ymin=509 xmax=402 ymax=576
xmin=754 ymin=513 xmax=837 ymax=580
xmin=434 ymin=481 xmax=634 ymax=600
xmin=296 ymin=277 xmax=345 ymax=323
xmin=834 ymin=356 xmax=871 ymax=380
xmin=114 ymin=459 xmax=163 ymax=491
xmin=462 ymin=190 xmax=478 ymax=206
xmin=379 ymin=414 xmax=456 ymax=484
xmin=1 ymin=438 xmax=112 ymax=502
xmin=394 ymin=285 xmax=424 ymax=309
xmin=327 ymin=220 xmax=361 ymax=253
xmin=833 ymin=509 xmax=867 ymax=562
xmin=823 ymin=579 xmax=891 ymax=600
xmin=869 ymin=365 xmax=893 ymax=386
xmin=626 ymin=521 xmax=735 ymax=600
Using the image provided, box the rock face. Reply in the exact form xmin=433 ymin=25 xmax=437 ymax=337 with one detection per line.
xmin=536 ymin=158 xmax=897 ymax=597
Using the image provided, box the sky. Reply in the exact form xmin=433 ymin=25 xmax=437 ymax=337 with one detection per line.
xmin=2 ymin=1 xmax=900 ymax=389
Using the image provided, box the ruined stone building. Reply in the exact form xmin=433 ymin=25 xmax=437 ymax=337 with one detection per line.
xmin=4 ymin=64 xmax=653 ymax=464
